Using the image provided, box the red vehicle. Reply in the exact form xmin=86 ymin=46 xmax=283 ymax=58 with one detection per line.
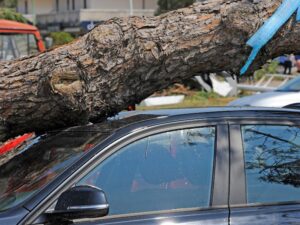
xmin=0 ymin=19 xmax=45 ymax=61
xmin=0 ymin=133 xmax=35 ymax=156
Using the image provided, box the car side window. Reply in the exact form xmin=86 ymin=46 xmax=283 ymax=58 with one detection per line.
xmin=77 ymin=127 xmax=216 ymax=215
xmin=241 ymin=125 xmax=300 ymax=204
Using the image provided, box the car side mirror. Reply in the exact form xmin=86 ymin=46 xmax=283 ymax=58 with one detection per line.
xmin=46 ymin=185 xmax=109 ymax=223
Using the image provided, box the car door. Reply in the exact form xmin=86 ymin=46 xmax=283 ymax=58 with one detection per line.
xmin=33 ymin=122 xmax=230 ymax=225
xmin=76 ymin=123 xmax=229 ymax=225
xmin=229 ymin=120 xmax=300 ymax=225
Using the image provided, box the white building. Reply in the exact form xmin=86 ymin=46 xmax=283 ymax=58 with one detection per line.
xmin=17 ymin=0 xmax=158 ymax=33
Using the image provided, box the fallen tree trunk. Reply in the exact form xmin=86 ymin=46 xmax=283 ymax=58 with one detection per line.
xmin=0 ymin=0 xmax=300 ymax=140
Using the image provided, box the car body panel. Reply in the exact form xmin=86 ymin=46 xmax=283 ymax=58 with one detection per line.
xmin=230 ymin=204 xmax=300 ymax=225
xmin=78 ymin=208 xmax=229 ymax=225
xmin=0 ymin=207 xmax=28 ymax=225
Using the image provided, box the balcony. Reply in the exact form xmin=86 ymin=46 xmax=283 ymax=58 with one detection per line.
xmin=36 ymin=9 xmax=155 ymax=32
xmin=36 ymin=11 xmax=80 ymax=31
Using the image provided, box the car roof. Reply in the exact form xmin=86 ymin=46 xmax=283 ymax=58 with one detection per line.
xmin=63 ymin=107 xmax=300 ymax=134
xmin=109 ymin=106 xmax=300 ymax=119
xmin=0 ymin=19 xmax=38 ymax=31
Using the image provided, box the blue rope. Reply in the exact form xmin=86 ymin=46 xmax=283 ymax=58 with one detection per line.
xmin=240 ymin=0 xmax=300 ymax=75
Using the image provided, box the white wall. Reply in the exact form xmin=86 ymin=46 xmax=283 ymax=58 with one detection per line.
xmin=17 ymin=0 xmax=54 ymax=14
xmin=18 ymin=0 xmax=157 ymax=14
xmin=36 ymin=0 xmax=55 ymax=13
xmin=133 ymin=0 xmax=157 ymax=10
xmin=18 ymin=0 xmax=158 ymax=20
xmin=75 ymin=0 xmax=85 ymax=10
xmin=56 ymin=0 xmax=78 ymax=12
xmin=58 ymin=0 xmax=67 ymax=11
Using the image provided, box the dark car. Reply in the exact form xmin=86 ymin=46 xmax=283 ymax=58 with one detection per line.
xmin=0 ymin=107 xmax=300 ymax=225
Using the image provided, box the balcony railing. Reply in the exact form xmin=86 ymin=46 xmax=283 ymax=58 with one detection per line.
xmin=36 ymin=9 xmax=155 ymax=30
xmin=37 ymin=11 xmax=80 ymax=29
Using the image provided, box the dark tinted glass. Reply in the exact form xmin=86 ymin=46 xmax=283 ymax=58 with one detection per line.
xmin=0 ymin=130 xmax=110 ymax=211
xmin=78 ymin=127 xmax=215 ymax=215
xmin=242 ymin=125 xmax=300 ymax=204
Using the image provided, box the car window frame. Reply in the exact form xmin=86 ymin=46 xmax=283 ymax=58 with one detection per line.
xmin=78 ymin=126 xmax=216 ymax=215
xmin=229 ymin=118 xmax=300 ymax=207
xmin=23 ymin=119 xmax=229 ymax=224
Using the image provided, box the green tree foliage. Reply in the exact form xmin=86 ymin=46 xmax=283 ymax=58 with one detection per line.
xmin=0 ymin=8 xmax=28 ymax=23
xmin=0 ymin=0 xmax=17 ymax=8
xmin=50 ymin=32 xmax=75 ymax=46
xmin=254 ymin=61 xmax=279 ymax=81
xmin=156 ymin=0 xmax=195 ymax=15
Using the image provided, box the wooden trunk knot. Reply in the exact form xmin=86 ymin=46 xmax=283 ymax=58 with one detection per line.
xmin=50 ymin=71 xmax=83 ymax=96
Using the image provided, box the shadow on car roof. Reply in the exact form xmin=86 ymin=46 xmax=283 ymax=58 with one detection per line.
xmin=110 ymin=106 xmax=300 ymax=120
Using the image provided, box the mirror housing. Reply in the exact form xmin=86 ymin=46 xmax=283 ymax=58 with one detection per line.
xmin=46 ymin=185 xmax=109 ymax=223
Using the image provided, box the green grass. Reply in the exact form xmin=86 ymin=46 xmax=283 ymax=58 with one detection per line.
xmin=254 ymin=61 xmax=279 ymax=81
xmin=137 ymin=91 xmax=237 ymax=110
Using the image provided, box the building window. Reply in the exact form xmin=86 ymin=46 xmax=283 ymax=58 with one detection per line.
xmin=83 ymin=0 xmax=87 ymax=9
xmin=56 ymin=0 xmax=59 ymax=12
xmin=72 ymin=0 xmax=75 ymax=10
xmin=25 ymin=0 xmax=28 ymax=14
xmin=67 ymin=0 xmax=70 ymax=10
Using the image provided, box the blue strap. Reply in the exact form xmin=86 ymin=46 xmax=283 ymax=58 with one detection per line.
xmin=240 ymin=0 xmax=300 ymax=75
xmin=240 ymin=48 xmax=261 ymax=75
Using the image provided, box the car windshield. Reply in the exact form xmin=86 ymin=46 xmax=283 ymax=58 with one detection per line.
xmin=0 ymin=126 xmax=112 ymax=212
xmin=276 ymin=76 xmax=300 ymax=92
xmin=0 ymin=34 xmax=39 ymax=61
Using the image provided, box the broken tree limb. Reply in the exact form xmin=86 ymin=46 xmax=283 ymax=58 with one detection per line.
xmin=1 ymin=0 xmax=300 ymax=141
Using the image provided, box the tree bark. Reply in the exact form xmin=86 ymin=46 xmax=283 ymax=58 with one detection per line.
xmin=1 ymin=0 xmax=300 ymax=140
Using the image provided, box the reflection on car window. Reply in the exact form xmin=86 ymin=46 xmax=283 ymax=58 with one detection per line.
xmin=78 ymin=127 xmax=215 ymax=215
xmin=242 ymin=125 xmax=300 ymax=204
xmin=0 ymin=130 xmax=109 ymax=212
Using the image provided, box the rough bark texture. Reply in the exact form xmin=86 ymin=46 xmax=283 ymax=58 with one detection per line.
xmin=1 ymin=0 xmax=300 ymax=140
